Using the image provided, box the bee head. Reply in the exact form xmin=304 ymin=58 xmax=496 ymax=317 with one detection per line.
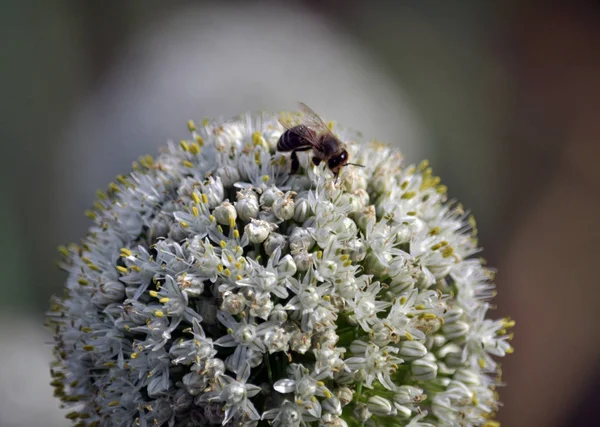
xmin=328 ymin=150 xmax=349 ymax=171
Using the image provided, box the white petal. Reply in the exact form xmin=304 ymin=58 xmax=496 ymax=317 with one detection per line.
xmin=273 ymin=378 xmax=296 ymax=394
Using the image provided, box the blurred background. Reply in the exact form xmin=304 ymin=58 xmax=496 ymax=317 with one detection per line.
xmin=1 ymin=0 xmax=599 ymax=426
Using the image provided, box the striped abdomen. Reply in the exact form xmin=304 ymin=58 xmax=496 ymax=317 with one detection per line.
xmin=277 ymin=125 xmax=316 ymax=152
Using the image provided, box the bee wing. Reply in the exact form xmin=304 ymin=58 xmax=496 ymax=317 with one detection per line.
xmin=297 ymin=102 xmax=334 ymax=136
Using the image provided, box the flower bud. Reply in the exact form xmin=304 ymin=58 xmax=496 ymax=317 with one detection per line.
xmin=394 ymin=385 xmax=425 ymax=406
xmin=235 ymin=190 xmax=259 ymax=222
xmin=277 ymin=254 xmax=297 ymax=277
xmin=203 ymin=176 xmax=225 ymax=209
xmin=398 ymin=340 xmax=428 ymax=360
xmin=183 ymin=371 xmax=209 ymax=396
xmin=335 ymin=387 xmax=354 ymax=407
xmin=273 ymin=192 xmax=296 ymax=220
xmin=293 ymin=198 xmax=310 ymax=223
xmin=245 ymin=219 xmax=273 ymax=244
xmin=269 ymin=304 xmax=288 ymax=323
xmin=367 ymin=396 xmax=396 ymax=416
xmin=260 ymin=186 xmax=284 ymax=207
xmin=289 ymin=227 xmax=315 ymax=252
xmin=213 ymin=201 xmax=237 ymax=226
xmin=322 ymin=395 xmax=342 ymax=416
xmin=215 ymin=165 xmax=240 ymax=188
xmin=411 ymin=359 xmax=438 ymax=381
xmin=442 ymin=321 xmax=470 ymax=340
xmin=346 ymin=238 xmax=366 ymax=263
xmin=353 ymin=403 xmax=372 ymax=423
xmin=292 ymin=250 xmax=313 ymax=272
xmin=264 ymin=232 xmax=288 ymax=256
xmin=443 ymin=306 xmax=464 ymax=324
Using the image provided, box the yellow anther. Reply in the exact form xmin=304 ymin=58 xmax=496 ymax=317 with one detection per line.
xmin=93 ymin=201 xmax=104 ymax=211
xmin=406 ymin=211 xmax=416 ymax=216
xmin=96 ymin=190 xmax=107 ymax=200
xmin=84 ymin=210 xmax=97 ymax=219
xmin=323 ymin=295 xmax=331 ymax=301
xmin=220 ymin=240 xmax=227 ymax=249
xmin=506 ymin=346 xmax=514 ymax=354
xmin=422 ymin=313 xmax=437 ymax=320
xmin=81 ymin=256 xmax=91 ymax=264
xmin=436 ymin=185 xmax=448 ymax=194
xmin=154 ymin=310 xmax=164 ymax=317
xmin=192 ymin=192 xmax=201 ymax=204
xmin=195 ymin=135 xmax=205 ymax=146
xmin=227 ymin=255 xmax=233 ymax=263
xmin=159 ymin=297 xmax=170 ymax=304
xmin=311 ymin=396 xmax=317 ymax=403
xmin=431 ymin=243 xmax=443 ymax=251
xmin=149 ymin=290 xmax=158 ymax=298
xmin=108 ymin=182 xmax=120 ymax=192
xmin=399 ymin=296 xmax=407 ymax=305
xmin=103 ymin=361 xmax=116 ymax=367
xmin=234 ymin=262 xmax=242 ymax=269
xmin=217 ymin=225 xmax=223 ymax=233
xmin=180 ymin=221 xmax=189 ymax=228
xmin=502 ymin=318 xmax=516 ymax=328
xmin=183 ymin=160 xmax=194 ymax=168
xmin=343 ymin=260 xmax=352 ymax=267
xmin=108 ymin=401 xmax=120 ymax=407
xmin=187 ymin=120 xmax=196 ymax=132
xmin=80 ymin=327 xmax=93 ymax=333
xmin=217 ymin=264 xmax=224 ymax=273
xmin=415 ymin=304 xmax=425 ymax=310
xmin=324 ymin=390 xmax=332 ymax=398
xmin=209 ymin=215 xmax=216 ymax=223
xmin=229 ymin=217 xmax=236 ymax=228
xmin=121 ymin=248 xmax=132 ymax=257
xmin=57 ymin=245 xmax=70 ymax=257
xmin=252 ymin=131 xmax=264 ymax=146
xmin=441 ymin=246 xmax=454 ymax=258
xmin=327 ymin=121 xmax=335 ymax=130
xmin=180 ymin=140 xmax=190 ymax=151
xmin=224 ymin=269 xmax=231 ymax=277
xmin=189 ymin=142 xmax=201 ymax=154
xmin=262 ymin=175 xmax=269 ymax=183
xmin=472 ymin=394 xmax=479 ymax=406
xmin=233 ymin=229 xmax=240 ymax=239
xmin=192 ymin=206 xmax=199 ymax=217
xmin=401 ymin=181 xmax=409 ymax=190
xmin=296 ymin=399 xmax=303 ymax=405
xmin=201 ymin=194 xmax=209 ymax=204
xmin=117 ymin=266 xmax=128 ymax=274
xmin=428 ymin=227 xmax=440 ymax=236
xmin=478 ymin=358 xmax=486 ymax=369
xmin=116 ymin=175 xmax=128 ymax=185
xmin=404 ymin=331 xmax=414 ymax=341
xmin=82 ymin=345 xmax=94 ymax=351
xmin=77 ymin=278 xmax=89 ymax=286
xmin=401 ymin=191 xmax=416 ymax=200
xmin=131 ymin=265 xmax=141 ymax=272
xmin=88 ymin=264 xmax=100 ymax=272
xmin=418 ymin=159 xmax=429 ymax=171
xmin=482 ymin=422 xmax=501 ymax=427
xmin=340 ymin=254 xmax=349 ymax=261
xmin=317 ymin=251 xmax=323 ymax=260
xmin=236 ymin=274 xmax=243 ymax=281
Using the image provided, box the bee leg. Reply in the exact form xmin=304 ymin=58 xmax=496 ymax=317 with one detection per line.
xmin=290 ymin=150 xmax=300 ymax=174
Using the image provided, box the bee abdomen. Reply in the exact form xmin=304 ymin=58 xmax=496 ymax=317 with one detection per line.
xmin=277 ymin=125 xmax=313 ymax=152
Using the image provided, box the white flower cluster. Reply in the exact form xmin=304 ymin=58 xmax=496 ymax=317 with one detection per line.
xmin=48 ymin=111 xmax=513 ymax=427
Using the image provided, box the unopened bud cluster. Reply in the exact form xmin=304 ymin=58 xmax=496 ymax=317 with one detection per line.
xmin=48 ymin=111 xmax=513 ymax=427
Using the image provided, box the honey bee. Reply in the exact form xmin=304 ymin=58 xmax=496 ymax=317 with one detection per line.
xmin=278 ymin=103 xmax=361 ymax=177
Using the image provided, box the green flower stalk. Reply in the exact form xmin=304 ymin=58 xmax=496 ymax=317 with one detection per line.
xmin=47 ymin=108 xmax=513 ymax=427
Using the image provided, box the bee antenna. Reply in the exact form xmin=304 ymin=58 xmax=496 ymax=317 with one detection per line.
xmin=345 ymin=163 xmax=365 ymax=168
